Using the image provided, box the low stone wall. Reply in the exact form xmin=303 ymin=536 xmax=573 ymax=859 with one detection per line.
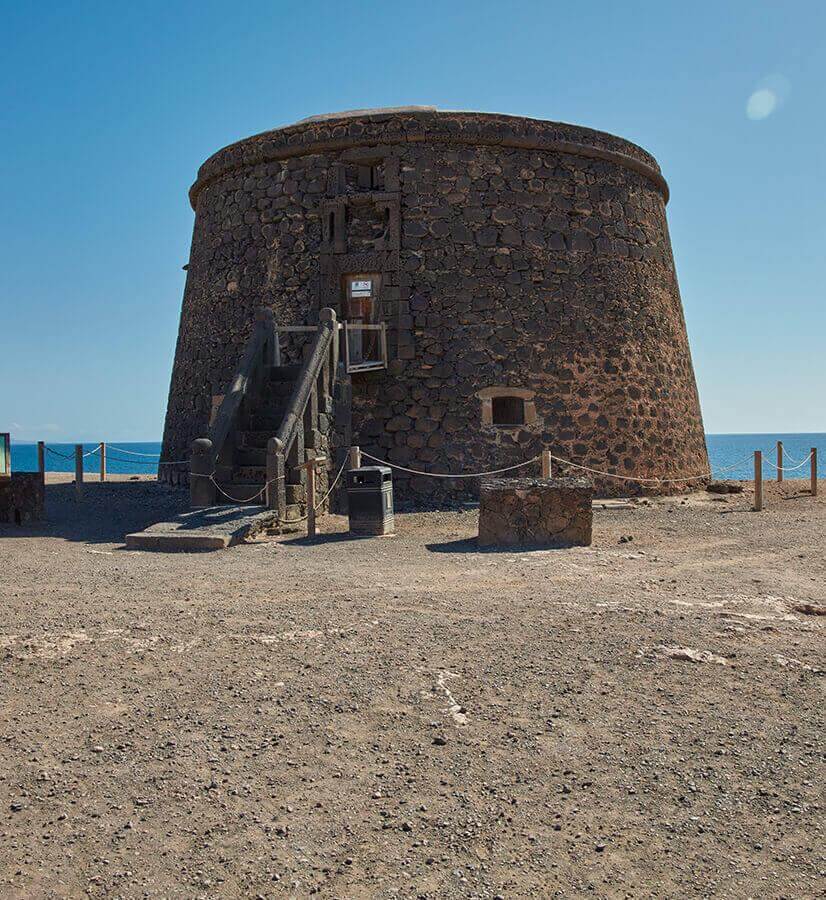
xmin=0 ymin=473 xmax=45 ymax=524
xmin=478 ymin=476 xmax=592 ymax=548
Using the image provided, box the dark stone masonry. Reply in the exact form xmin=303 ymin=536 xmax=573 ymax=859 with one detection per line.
xmin=0 ymin=473 xmax=45 ymax=525
xmin=161 ymin=107 xmax=708 ymax=501
xmin=478 ymin=477 xmax=593 ymax=548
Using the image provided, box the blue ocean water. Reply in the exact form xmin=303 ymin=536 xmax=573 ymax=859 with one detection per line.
xmin=10 ymin=442 xmax=165 ymax=476
xmin=9 ymin=434 xmax=825 ymax=479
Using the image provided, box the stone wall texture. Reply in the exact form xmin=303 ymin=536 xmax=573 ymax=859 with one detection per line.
xmin=161 ymin=108 xmax=708 ymax=499
xmin=0 ymin=473 xmax=45 ymax=524
xmin=478 ymin=476 xmax=593 ymax=548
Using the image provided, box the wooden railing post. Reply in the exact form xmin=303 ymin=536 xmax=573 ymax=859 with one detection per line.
xmin=541 ymin=449 xmax=552 ymax=478
xmin=753 ymin=450 xmax=763 ymax=512
xmin=306 ymin=455 xmax=317 ymax=538
xmin=190 ymin=438 xmax=216 ymax=507
xmin=776 ymin=440 xmax=783 ymax=483
xmin=296 ymin=454 xmax=326 ymax=538
xmin=74 ymin=444 xmax=83 ymax=499
xmin=812 ymin=447 xmax=818 ymax=498
xmin=37 ymin=441 xmax=45 ymax=481
xmin=266 ymin=438 xmax=286 ymax=518
xmin=100 ymin=442 xmax=106 ymax=482
xmin=349 ymin=445 xmax=362 ymax=470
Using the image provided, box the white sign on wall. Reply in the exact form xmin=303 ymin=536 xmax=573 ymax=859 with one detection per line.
xmin=351 ymin=280 xmax=372 ymax=297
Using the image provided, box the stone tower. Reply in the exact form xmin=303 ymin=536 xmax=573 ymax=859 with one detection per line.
xmin=161 ymin=107 xmax=708 ymax=499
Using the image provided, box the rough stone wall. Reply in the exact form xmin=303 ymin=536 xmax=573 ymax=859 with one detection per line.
xmin=0 ymin=473 xmax=45 ymax=524
xmin=478 ymin=476 xmax=593 ymax=548
xmin=161 ymin=110 xmax=708 ymax=499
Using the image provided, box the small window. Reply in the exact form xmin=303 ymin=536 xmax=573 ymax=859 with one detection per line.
xmin=491 ymin=396 xmax=525 ymax=426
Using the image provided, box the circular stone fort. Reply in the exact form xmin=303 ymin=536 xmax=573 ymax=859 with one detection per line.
xmin=161 ymin=107 xmax=708 ymax=500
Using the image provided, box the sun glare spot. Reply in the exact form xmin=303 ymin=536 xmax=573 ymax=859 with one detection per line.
xmin=747 ymin=89 xmax=777 ymax=120
xmin=746 ymin=74 xmax=790 ymax=121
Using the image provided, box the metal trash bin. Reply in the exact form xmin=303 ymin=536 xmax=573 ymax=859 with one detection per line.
xmin=346 ymin=466 xmax=394 ymax=536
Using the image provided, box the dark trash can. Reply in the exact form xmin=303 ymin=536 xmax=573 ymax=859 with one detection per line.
xmin=347 ymin=466 xmax=394 ymax=536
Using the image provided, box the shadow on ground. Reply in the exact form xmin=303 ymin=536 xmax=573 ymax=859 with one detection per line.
xmin=0 ymin=481 xmax=189 ymax=545
xmin=425 ymin=537 xmax=574 ymax=553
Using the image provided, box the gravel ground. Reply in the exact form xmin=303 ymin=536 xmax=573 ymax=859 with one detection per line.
xmin=0 ymin=474 xmax=823 ymax=898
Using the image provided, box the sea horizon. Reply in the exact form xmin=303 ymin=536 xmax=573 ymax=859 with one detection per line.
xmin=9 ymin=433 xmax=825 ymax=481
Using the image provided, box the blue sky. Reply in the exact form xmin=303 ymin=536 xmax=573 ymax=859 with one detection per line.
xmin=1 ymin=0 xmax=823 ymax=441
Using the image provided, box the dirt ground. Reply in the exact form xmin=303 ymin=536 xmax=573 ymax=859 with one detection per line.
xmin=0 ymin=474 xmax=823 ymax=899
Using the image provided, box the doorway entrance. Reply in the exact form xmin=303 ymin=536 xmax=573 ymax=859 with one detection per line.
xmin=342 ymin=273 xmax=386 ymax=372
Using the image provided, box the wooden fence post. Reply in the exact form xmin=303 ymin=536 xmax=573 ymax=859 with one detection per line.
xmin=776 ymin=441 xmax=783 ymax=483
xmin=100 ymin=442 xmax=106 ymax=482
xmin=349 ymin=445 xmax=361 ymax=470
xmin=812 ymin=447 xmax=818 ymax=498
xmin=37 ymin=441 xmax=45 ymax=480
xmin=753 ymin=450 xmax=763 ymax=512
xmin=74 ymin=444 xmax=83 ymax=499
xmin=306 ymin=459 xmax=317 ymax=538
xmin=541 ymin=449 xmax=552 ymax=479
xmin=296 ymin=455 xmax=326 ymax=538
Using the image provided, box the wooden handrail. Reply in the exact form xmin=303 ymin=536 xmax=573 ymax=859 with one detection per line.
xmin=190 ymin=307 xmax=275 ymax=507
xmin=272 ymin=308 xmax=337 ymax=458
xmin=207 ymin=307 xmax=275 ymax=459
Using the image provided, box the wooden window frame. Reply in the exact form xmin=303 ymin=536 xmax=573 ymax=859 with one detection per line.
xmin=476 ymin=388 xmax=537 ymax=429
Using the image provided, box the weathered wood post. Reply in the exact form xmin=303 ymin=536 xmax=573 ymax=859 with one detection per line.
xmin=776 ymin=440 xmax=783 ymax=483
xmin=812 ymin=447 xmax=818 ymax=497
xmin=349 ymin=445 xmax=362 ymax=470
xmin=100 ymin=442 xmax=106 ymax=482
xmin=296 ymin=454 xmax=326 ymax=538
xmin=306 ymin=458 xmax=318 ymax=538
xmin=541 ymin=449 xmax=552 ymax=479
xmin=74 ymin=444 xmax=83 ymax=499
xmin=37 ymin=441 xmax=45 ymax=480
xmin=753 ymin=450 xmax=763 ymax=512
xmin=190 ymin=438 xmax=216 ymax=508
xmin=266 ymin=437 xmax=286 ymax=519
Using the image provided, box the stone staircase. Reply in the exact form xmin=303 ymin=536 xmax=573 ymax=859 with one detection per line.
xmin=213 ymin=363 xmax=308 ymax=520
xmin=127 ymin=308 xmax=343 ymax=551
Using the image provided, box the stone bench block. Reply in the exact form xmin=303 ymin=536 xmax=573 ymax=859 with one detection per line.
xmin=478 ymin=476 xmax=592 ymax=548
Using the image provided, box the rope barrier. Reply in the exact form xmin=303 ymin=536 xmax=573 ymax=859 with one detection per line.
xmin=775 ymin=448 xmax=810 ymax=466
xmin=82 ymin=443 xmax=102 ymax=458
xmin=360 ymin=453 xmax=541 ymax=479
xmin=194 ymin=453 xmax=350 ymax=510
xmin=210 ymin=478 xmax=268 ymax=505
xmin=45 ymin=446 xmax=74 ymax=460
xmin=315 ymin=456 xmax=349 ymax=510
xmin=102 ymin=454 xmax=190 ymax=467
xmin=107 ymin=446 xmax=162 ymax=458
xmin=360 ymin=447 xmax=796 ymax=486
xmin=761 ymin=453 xmax=813 ymax=473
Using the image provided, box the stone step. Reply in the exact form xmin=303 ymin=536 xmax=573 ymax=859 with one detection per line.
xmin=254 ymin=402 xmax=289 ymax=420
xmin=267 ymin=364 xmax=302 ymax=382
xmin=125 ymin=505 xmax=279 ymax=552
xmin=249 ymin=413 xmax=286 ymax=431
xmin=231 ymin=465 xmax=267 ymax=484
xmin=268 ymin=381 xmax=296 ymax=398
xmin=238 ymin=430 xmax=275 ymax=449
xmin=234 ymin=447 xmax=266 ymax=466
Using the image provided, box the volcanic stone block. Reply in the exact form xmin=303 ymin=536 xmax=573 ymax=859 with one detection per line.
xmin=478 ymin=477 xmax=592 ymax=548
xmin=0 ymin=473 xmax=45 ymax=525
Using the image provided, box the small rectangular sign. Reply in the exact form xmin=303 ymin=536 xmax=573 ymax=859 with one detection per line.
xmin=351 ymin=280 xmax=372 ymax=296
